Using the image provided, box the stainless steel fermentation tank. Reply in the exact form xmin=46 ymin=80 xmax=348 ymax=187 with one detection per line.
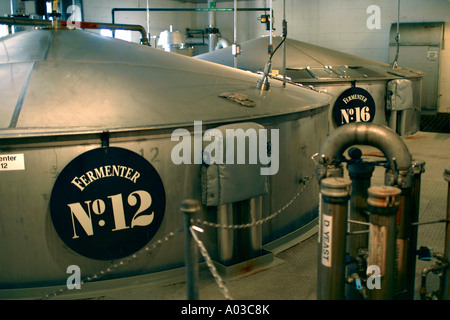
xmin=196 ymin=36 xmax=424 ymax=136
xmin=0 ymin=28 xmax=332 ymax=294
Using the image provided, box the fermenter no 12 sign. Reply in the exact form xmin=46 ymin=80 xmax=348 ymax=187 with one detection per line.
xmin=332 ymin=87 xmax=376 ymax=127
xmin=50 ymin=147 xmax=166 ymax=260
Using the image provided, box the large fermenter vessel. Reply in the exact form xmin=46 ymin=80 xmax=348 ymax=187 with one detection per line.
xmin=196 ymin=36 xmax=424 ymax=136
xmin=0 ymin=28 xmax=331 ymax=298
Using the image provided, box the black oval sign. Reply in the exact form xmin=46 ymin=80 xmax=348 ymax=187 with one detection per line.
xmin=332 ymin=87 xmax=376 ymax=127
xmin=50 ymin=147 xmax=166 ymax=260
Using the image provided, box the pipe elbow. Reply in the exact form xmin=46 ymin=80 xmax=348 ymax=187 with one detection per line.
xmin=318 ymin=123 xmax=412 ymax=172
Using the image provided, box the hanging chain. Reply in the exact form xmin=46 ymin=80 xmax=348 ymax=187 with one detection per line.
xmin=190 ymin=226 xmax=233 ymax=300
xmin=40 ymin=173 xmax=315 ymax=300
xmin=40 ymin=228 xmax=183 ymax=300
xmin=192 ymin=175 xmax=313 ymax=230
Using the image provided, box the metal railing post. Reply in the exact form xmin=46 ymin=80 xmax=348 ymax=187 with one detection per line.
xmin=181 ymin=199 xmax=200 ymax=300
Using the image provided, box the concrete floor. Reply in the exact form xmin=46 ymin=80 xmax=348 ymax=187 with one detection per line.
xmin=2 ymin=131 xmax=449 ymax=301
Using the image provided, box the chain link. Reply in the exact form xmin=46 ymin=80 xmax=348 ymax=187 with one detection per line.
xmin=192 ymin=176 xmax=313 ymax=230
xmin=190 ymin=226 xmax=233 ymax=300
xmin=40 ymin=228 xmax=183 ymax=300
xmin=39 ymin=174 xmax=314 ymax=300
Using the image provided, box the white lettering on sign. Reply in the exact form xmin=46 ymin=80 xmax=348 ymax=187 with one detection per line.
xmin=0 ymin=154 xmax=25 ymax=171
xmin=342 ymin=94 xmax=368 ymax=105
xmin=321 ymin=215 xmax=333 ymax=267
xmin=68 ymin=190 xmax=154 ymax=239
xmin=70 ymin=165 xmax=141 ymax=191
xmin=340 ymin=106 xmax=371 ymax=124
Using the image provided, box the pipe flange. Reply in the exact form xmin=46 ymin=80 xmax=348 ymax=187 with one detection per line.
xmin=367 ymin=185 xmax=401 ymax=209
xmin=320 ymin=177 xmax=352 ymax=198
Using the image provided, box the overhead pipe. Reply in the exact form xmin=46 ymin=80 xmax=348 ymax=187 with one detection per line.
xmin=111 ymin=7 xmax=270 ymax=25
xmin=0 ymin=16 xmax=52 ymax=28
xmin=269 ymin=0 xmax=273 ymax=51
xmin=62 ymin=21 xmax=149 ymax=45
xmin=207 ymin=0 xmax=217 ymax=52
xmin=0 ymin=17 xmax=149 ymax=45
xmin=111 ymin=6 xmax=269 ymax=49
xmin=233 ymin=0 xmax=238 ymax=68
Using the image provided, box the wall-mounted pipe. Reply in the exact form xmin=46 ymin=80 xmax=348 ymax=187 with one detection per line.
xmin=0 ymin=16 xmax=52 ymax=28
xmin=0 ymin=17 xmax=149 ymax=45
xmin=111 ymin=6 xmax=271 ymax=25
xmin=111 ymin=7 xmax=269 ymax=49
xmin=207 ymin=0 xmax=217 ymax=52
xmin=62 ymin=21 xmax=149 ymax=45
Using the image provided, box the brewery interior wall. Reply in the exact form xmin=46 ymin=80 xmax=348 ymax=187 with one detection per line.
xmin=0 ymin=0 xmax=449 ymax=113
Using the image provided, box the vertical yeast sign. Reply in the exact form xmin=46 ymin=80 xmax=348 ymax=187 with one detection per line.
xmin=50 ymin=147 xmax=166 ymax=260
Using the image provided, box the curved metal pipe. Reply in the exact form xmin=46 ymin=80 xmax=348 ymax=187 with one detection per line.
xmin=318 ymin=122 xmax=411 ymax=173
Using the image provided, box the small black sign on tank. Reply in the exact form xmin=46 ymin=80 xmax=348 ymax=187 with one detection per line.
xmin=332 ymin=87 xmax=376 ymax=127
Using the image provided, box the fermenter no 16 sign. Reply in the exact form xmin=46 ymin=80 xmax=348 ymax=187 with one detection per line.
xmin=332 ymin=87 xmax=376 ymax=127
xmin=50 ymin=147 xmax=166 ymax=260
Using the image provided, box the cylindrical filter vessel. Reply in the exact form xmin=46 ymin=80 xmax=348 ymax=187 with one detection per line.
xmin=317 ymin=177 xmax=352 ymax=300
xmin=366 ymin=185 xmax=401 ymax=300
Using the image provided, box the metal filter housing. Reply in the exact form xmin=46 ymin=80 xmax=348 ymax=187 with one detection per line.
xmin=0 ymin=28 xmax=332 ymax=294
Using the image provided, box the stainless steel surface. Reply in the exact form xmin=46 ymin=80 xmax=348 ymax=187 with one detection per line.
xmin=196 ymin=36 xmax=424 ymax=134
xmin=389 ymin=22 xmax=444 ymax=115
xmin=196 ymin=36 xmax=423 ymax=80
xmin=1 ymin=131 xmax=447 ymax=300
xmin=0 ymin=28 xmax=331 ymax=291
xmin=217 ymin=204 xmax=234 ymax=264
xmin=0 ymin=29 xmax=330 ymax=137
